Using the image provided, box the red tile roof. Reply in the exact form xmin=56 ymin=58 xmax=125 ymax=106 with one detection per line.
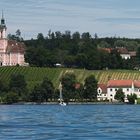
xmin=116 ymin=47 xmax=129 ymax=54
xmin=98 ymin=48 xmax=112 ymax=53
xmin=98 ymin=84 xmax=107 ymax=93
xmin=6 ymin=40 xmax=25 ymax=53
xmin=107 ymin=80 xmax=133 ymax=87
xmin=134 ymin=81 xmax=140 ymax=88
xmin=108 ymin=80 xmax=140 ymax=88
xmin=75 ymin=83 xmax=81 ymax=89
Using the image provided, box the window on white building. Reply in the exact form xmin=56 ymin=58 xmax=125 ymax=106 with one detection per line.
xmin=127 ymin=89 xmax=129 ymax=91
xmin=110 ymin=88 xmax=112 ymax=91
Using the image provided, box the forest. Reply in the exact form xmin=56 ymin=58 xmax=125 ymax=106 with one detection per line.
xmin=8 ymin=30 xmax=140 ymax=70
xmin=20 ymin=31 xmax=140 ymax=70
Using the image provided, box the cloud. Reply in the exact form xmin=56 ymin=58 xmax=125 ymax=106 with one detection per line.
xmin=96 ymin=17 xmax=140 ymax=24
xmin=1 ymin=0 xmax=140 ymax=39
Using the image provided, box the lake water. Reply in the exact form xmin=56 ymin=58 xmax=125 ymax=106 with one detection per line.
xmin=0 ymin=105 xmax=140 ymax=140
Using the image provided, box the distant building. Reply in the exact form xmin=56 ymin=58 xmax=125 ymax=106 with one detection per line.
xmin=0 ymin=13 xmax=27 ymax=66
xmin=97 ymin=80 xmax=140 ymax=102
xmin=98 ymin=47 xmax=136 ymax=60
xmin=97 ymin=84 xmax=107 ymax=101
xmin=98 ymin=48 xmax=112 ymax=53
xmin=116 ymin=47 xmax=131 ymax=60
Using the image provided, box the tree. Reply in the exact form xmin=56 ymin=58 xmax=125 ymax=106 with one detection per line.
xmin=0 ymin=80 xmax=8 ymax=93
xmin=81 ymin=32 xmax=91 ymax=40
xmin=114 ymin=40 xmax=127 ymax=48
xmin=7 ymin=29 xmax=23 ymax=41
xmin=25 ymin=47 xmax=56 ymax=67
xmin=37 ymin=33 xmax=44 ymax=40
xmin=64 ymin=55 xmax=76 ymax=67
xmin=84 ymin=75 xmax=98 ymax=101
xmin=136 ymin=47 xmax=140 ymax=64
xmin=9 ymin=74 xmax=27 ymax=95
xmin=61 ymin=73 xmax=76 ymax=101
xmin=109 ymin=49 xmax=123 ymax=69
xmin=72 ymin=32 xmax=80 ymax=40
xmin=64 ymin=30 xmax=71 ymax=40
xmin=16 ymin=29 xmax=21 ymax=38
xmin=127 ymin=94 xmax=137 ymax=104
xmin=98 ymin=41 xmax=110 ymax=48
xmin=94 ymin=33 xmax=98 ymax=39
xmin=41 ymin=77 xmax=54 ymax=101
xmin=4 ymin=92 xmax=19 ymax=104
xmin=55 ymin=31 xmax=62 ymax=39
xmin=114 ymin=89 xmax=125 ymax=102
xmin=30 ymin=84 xmax=46 ymax=102
xmin=76 ymin=53 xmax=87 ymax=68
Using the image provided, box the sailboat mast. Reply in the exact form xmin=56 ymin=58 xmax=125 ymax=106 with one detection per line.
xmin=59 ymin=82 xmax=63 ymax=101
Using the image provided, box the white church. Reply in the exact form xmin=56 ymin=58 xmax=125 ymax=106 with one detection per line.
xmin=0 ymin=13 xmax=26 ymax=66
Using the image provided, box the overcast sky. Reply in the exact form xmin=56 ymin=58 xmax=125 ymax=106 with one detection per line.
xmin=0 ymin=0 xmax=140 ymax=39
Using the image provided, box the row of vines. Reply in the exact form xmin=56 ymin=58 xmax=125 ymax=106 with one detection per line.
xmin=0 ymin=67 xmax=140 ymax=88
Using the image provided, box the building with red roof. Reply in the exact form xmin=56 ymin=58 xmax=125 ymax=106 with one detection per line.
xmin=107 ymin=80 xmax=140 ymax=102
xmin=0 ymin=14 xmax=27 ymax=66
xmin=116 ymin=47 xmax=131 ymax=60
xmin=97 ymin=84 xmax=107 ymax=101
xmin=97 ymin=80 xmax=140 ymax=102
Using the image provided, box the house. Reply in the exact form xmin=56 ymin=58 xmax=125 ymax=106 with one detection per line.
xmin=97 ymin=80 xmax=140 ymax=102
xmin=99 ymin=47 xmax=136 ymax=60
xmin=116 ymin=47 xmax=131 ymax=60
xmin=98 ymin=48 xmax=112 ymax=53
xmin=129 ymin=51 xmax=136 ymax=58
xmin=0 ymin=13 xmax=27 ymax=66
xmin=97 ymin=84 xmax=107 ymax=101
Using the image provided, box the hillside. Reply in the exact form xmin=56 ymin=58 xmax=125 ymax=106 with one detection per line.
xmin=1 ymin=67 xmax=140 ymax=89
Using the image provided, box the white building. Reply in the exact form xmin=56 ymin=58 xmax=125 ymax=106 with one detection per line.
xmin=97 ymin=80 xmax=140 ymax=102
xmin=116 ymin=47 xmax=131 ymax=60
xmin=97 ymin=84 xmax=107 ymax=101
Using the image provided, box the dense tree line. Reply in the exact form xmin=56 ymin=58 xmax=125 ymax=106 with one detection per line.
xmin=0 ymin=73 xmax=136 ymax=104
xmin=23 ymin=31 xmax=140 ymax=70
xmin=0 ymin=73 xmax=98 ymax=104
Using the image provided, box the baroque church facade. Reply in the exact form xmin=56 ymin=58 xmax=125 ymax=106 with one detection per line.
xmin=0 ymin=14 xmax=26 ymax=66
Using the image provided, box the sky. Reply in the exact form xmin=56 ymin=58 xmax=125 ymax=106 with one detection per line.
xmin=0 ymin=0 xmax=140 ymax=39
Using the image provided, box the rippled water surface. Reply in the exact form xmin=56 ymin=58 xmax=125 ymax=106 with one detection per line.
xmin=0 ymin=105 xmax=140 ymax=140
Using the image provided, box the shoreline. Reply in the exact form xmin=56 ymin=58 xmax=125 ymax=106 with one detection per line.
xmin=0 ymin=102 xmax=130 ymax=105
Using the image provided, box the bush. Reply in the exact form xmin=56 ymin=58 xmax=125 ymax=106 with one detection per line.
xmin=127 ymin=94 xmax=137 ymax=104
xmin=4 ymin=92 xmax=19 ymax=104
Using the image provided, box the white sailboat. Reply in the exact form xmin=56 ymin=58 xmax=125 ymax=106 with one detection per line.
xmin=59 ymin=82 xmax=66 ymax=106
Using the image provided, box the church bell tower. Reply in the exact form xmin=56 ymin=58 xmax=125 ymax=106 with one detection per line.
xmin=0 ymin=11 xmax=7 ymax=39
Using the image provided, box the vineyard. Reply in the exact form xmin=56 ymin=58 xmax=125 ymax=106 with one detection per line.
xmin=1 ymin=67 xmax=140 ymax=89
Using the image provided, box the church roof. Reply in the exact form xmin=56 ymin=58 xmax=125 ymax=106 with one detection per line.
xmin=6 ymin=40 xmax=25 ymax=53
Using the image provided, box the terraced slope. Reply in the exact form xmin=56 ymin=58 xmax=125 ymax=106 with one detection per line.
xmin=0 ymin=67 xmax=140 ymax=89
